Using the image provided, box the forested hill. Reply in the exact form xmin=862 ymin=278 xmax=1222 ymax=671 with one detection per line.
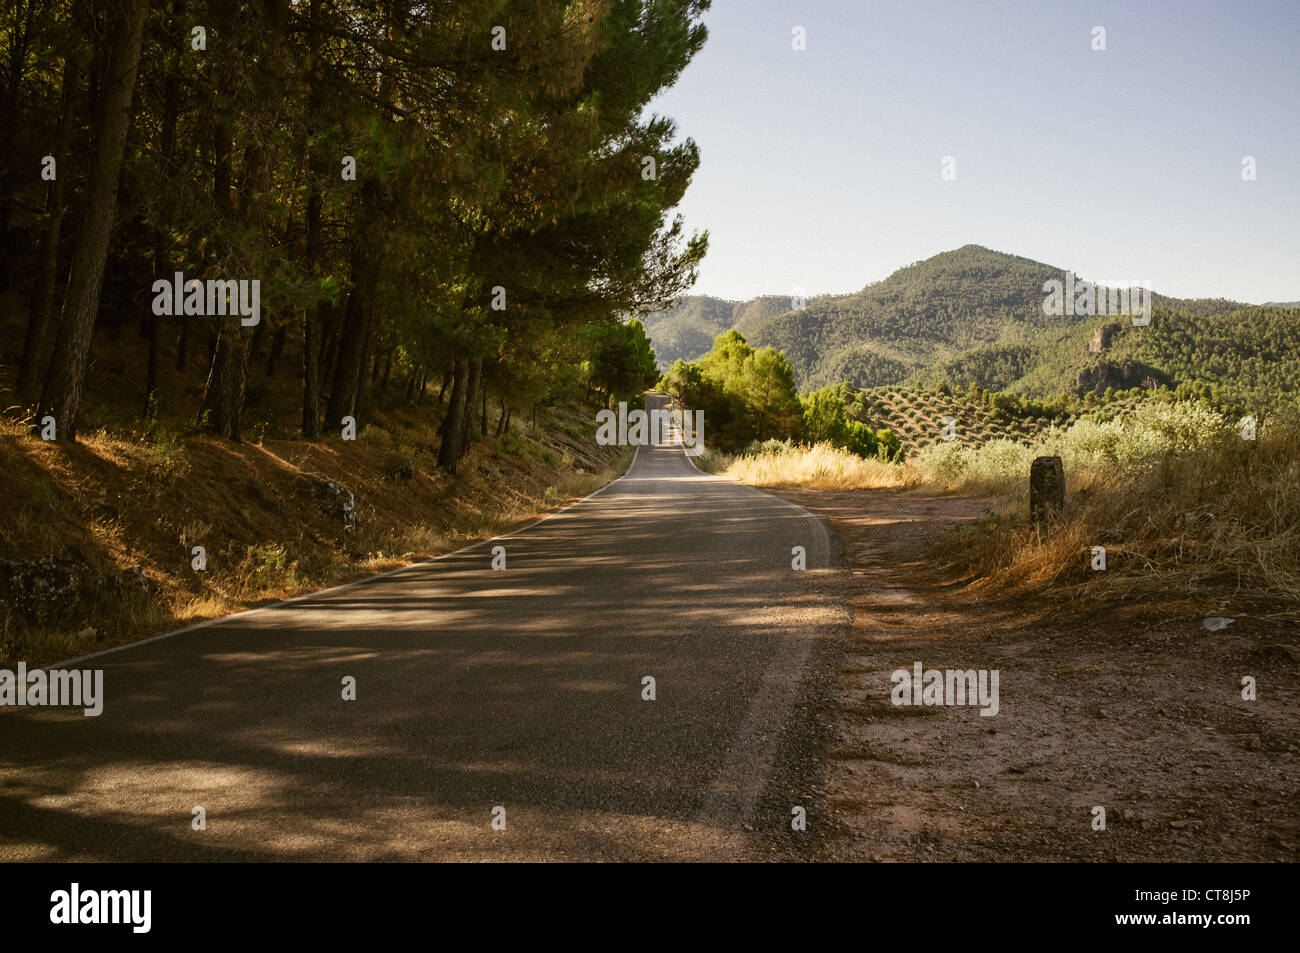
xmin=641 ymin=295 xmax=737 ymax=369
xmin=743 ymin=245 xmax=1071 ymax=388
xmin=1003 ymin=305 xmax=1300 ymax=409
xmin=643 ymin=293 xmax=791 ymax=368
xmin=648 ymin=245 xmax=1297 ymax=406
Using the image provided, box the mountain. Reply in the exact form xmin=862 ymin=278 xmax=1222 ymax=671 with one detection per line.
xmin=641 ymin=295 xmax=737 ymax=369
xmin=642 ymin=293 xmax=798 ymax=369
xmin=651 ymin=245 xmax=1300 ymax=408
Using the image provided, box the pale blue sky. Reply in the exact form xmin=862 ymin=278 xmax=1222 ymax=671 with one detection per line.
xmin=648 ymin=0 xmax=1300 ymax=303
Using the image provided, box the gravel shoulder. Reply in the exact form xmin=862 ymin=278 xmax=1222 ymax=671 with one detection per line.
xmin=767 ymin=487 xmax=1300 ymax=862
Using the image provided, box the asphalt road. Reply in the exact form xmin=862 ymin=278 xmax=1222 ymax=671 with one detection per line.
xmin=0 ymin=396 xmax=847 ymax=861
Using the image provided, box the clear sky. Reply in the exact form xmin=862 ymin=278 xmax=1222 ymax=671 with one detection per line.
xmin=646 ymin=0 xmax=1300 ymax=303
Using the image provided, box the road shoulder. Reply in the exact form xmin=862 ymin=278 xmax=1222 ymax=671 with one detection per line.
xmin=758 ymin=487 xmax=1300 ymax=862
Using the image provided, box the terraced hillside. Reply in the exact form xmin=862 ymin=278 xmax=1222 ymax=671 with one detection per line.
xmin=853 ymin=386 xmax=1152 ymax=456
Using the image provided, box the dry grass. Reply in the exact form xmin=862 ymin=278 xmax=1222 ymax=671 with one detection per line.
xmin=701 ymin=443 xmax=920 ymax=490
xmin=0 ymin=286 xmax=633 ymax=665
xmin=0 ymin=408 xmax=632 ymax=666
xmin=944 ymin=414 xmax=1300 ymax=622
xmin=709 ymin=404 xmax=1300 ymax=623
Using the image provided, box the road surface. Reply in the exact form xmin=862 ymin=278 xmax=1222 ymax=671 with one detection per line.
xmin=0 ymin=397 xmax=846 ymax=861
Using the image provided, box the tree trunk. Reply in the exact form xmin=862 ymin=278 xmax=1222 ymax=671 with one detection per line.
xmin=437 ymin=356 xmax=470 ymax=473
xmin=200 ymin=330 xmax=251 ymax=439
xmin=143 ymin=68 xmax=180 ymax=419
xmin=36 ymin=0 xmax=149 ymax=440
xmin=267 ymin=324 xmax=286 ymax=375
xmin=459 ymin=356 xmax=482 ymax=457
xmin=323 ymin=241 xmax=374 ymax=430
xmin=198 ymin=123 xmax=243 ymax=439
xmin=300 ymin=0 xmax=323 ymax=437
xmin=301 ymin=199 xmax=327 ymax=436
xmin=143 ymin=249 xmax=164 ymax=419
xmin=17 ymin=50 xmax=79 ymax=403
xmin=0 ymin=0 xmax=39 ymax=288
xmin=200 ymin=21 xmax=274 ymax=444
xmin=302 ymin=303 xmax=321 ymax=434
xmin=353 ymin=288 xmax=376 ymax=417
xmin=319 ymin=304 xmax=341 ymax=392
xmin=249 ymin=315 xmax=267 ymax=364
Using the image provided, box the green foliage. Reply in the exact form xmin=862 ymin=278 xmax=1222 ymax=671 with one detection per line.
xmin=2 ymin=0 xmax=714 ymax=452
xmin=800 ymin=384 xmax=888 ymax=459
xmin=909 ymin=399 xmax=1238 ymax=492
xmin=661 ymin=330 xmax=801 ymax=449
xmin=874 ymin=427 xmax=903 ymax=462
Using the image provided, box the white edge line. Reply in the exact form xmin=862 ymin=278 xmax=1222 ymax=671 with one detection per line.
xmin=42 ymin=442 xmax=643 ymax=671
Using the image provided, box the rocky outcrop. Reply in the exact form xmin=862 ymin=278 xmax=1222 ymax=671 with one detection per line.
xmin=1075 ymin=360 xmax=1171 ymax=395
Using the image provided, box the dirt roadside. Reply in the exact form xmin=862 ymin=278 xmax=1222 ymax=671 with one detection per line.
xmin=772 ymin=488 xmax=1299 ymax=862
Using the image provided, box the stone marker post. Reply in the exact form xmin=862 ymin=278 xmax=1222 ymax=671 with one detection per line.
xmin=1030 ymin=455 xmax=1065 ymax=523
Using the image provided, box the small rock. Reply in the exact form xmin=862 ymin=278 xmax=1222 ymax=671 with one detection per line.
xmin=1244 ymin=735 xmax=1263 ymax=751
xmin=1203 ymin=617 xmax=1234 ymax=631
xmin=311 ymin=477 xmax=358 ymax=529
xmin=1170 ymin=819 xmax=1195 ymax=829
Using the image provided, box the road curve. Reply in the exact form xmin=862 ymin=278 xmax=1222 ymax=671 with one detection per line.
xmin=0 ymin=396 xmax=847 ymax=861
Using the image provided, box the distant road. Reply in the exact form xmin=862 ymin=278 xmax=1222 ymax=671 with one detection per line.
xmin=0 ymin=396 xmax=845 ymax=861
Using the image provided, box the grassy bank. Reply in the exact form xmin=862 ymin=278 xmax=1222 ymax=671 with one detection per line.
xmin=0 ymin=407 xmax=631 ymax=666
